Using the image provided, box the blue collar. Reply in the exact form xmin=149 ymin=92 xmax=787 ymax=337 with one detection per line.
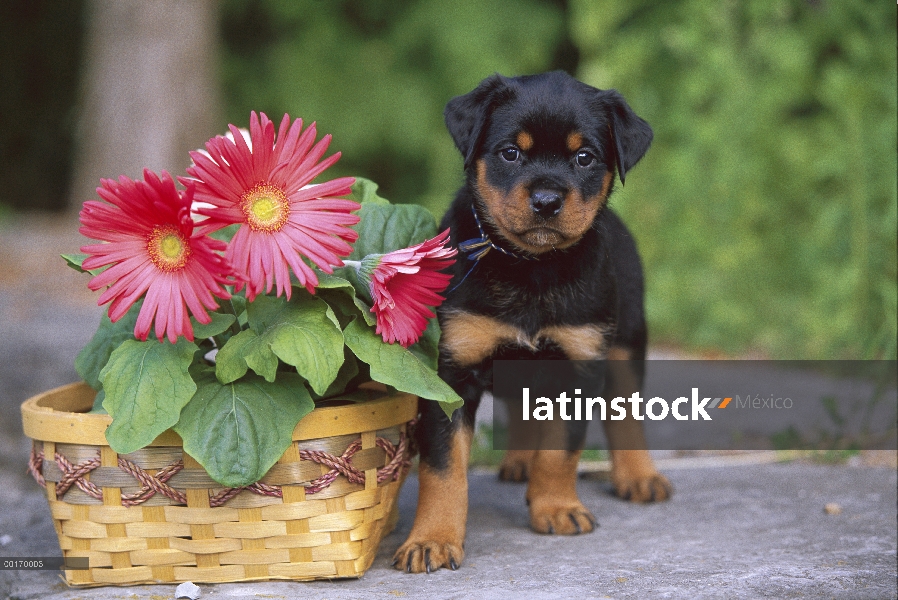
xmin=448 ymin=205 xmax=534 ymax=293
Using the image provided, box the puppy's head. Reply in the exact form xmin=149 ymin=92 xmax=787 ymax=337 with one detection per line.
xmin=445 ymin=71 xmax=652 ymax=254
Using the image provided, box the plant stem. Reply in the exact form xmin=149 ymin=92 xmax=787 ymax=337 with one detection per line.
xmin=219 ymin=298 xmax=244 ymax=336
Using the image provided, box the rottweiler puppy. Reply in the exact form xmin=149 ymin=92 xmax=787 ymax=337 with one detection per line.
xmin=393 ymin=71 xmax=671 ymax=574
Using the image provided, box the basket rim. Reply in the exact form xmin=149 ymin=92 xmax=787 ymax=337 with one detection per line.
xmin=22 ymin=381 xmax=418 ymax=446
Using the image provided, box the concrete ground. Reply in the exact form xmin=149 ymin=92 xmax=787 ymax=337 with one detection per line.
xmin=1 ymin=214 xmax=896 ymax=599
xmin=1 ymin=463 xmax=896 ymax=600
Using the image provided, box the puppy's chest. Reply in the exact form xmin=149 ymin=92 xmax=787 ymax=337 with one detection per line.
xmin=440 ymin=276 xmax=614 ymax=366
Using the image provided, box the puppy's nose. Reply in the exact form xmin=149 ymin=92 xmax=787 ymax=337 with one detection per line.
xmin=530 ymin=190 xmax=563 ymax=218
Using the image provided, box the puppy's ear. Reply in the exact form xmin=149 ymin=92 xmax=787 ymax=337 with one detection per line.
xmin=445 ymin=74 xmax=513 ymax=169
xmin=596 ymin=90 xmax=653 ymax=185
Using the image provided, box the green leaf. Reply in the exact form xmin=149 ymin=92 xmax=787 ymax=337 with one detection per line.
xmin=61 ymin=253 xmax=98 ymax=275
xmin=331 ymin=264 xmax=375 ymax=307
xmin=100 ymin=338 xmax=198 ymax=454
xmin=62 ymin=252 xmax=109 ymax=276
xmin=230 ymin=295 xmax=248 ymax=319
xmin=314 ymin=270 xmax=358 ymax=292
xmin=346 ymin=179 xmax=438 ymax=260
xmin=191 ymin=312 xmax=237 ymax=339
xmin=343 ymin=317 xmax=462 ymax=416
xmin=214 ymin=329 xmax=277 ymax=384
xmin=408 ymin=317 xmax=441 ymax=371
xmin=75 ymin=304 xmax=141 ymax=389
xmin=316 ymin=283 xmax=376 ymax=327
xmin=347 ymin=177 xmax=390 ymax=207
xmin=243 ymin=343 xmax=279 ymax=382
xmin=174 ymin=371 xmax=314 ymax=487
xmin=311 ymin=271 xmax=375 ymax=318
xmin=88 ymin=388 xmax=106 ymax=414
xmin=245 ymin=294 xmax=345 ymax=395
xmin=313 ymin=346 xmax=360 ymax=399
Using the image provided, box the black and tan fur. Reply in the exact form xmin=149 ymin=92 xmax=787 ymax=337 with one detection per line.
xmin=394 ymin=71 xmax=671 ymax=574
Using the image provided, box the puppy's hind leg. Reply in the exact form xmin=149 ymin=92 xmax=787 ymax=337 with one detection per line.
xmin=498 ymin=406 xmax=540 ymax=481
xmin=498 ymin=449 xmax=534 ymax=482
xmin=602 ymin=351 xmax=672 ymax=502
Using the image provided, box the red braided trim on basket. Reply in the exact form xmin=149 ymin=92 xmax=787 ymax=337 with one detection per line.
xmin=117 ymin=458 xmax=186 ymax=506
xmin=28 ymin=426 xmax=415 ymax=506
xmin=27 ymin=445 xmax=45 ymax=487
xmin=51 ymin=452 xmax=103 ymax=498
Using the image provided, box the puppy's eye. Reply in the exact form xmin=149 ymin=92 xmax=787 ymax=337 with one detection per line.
xmin=576 ymin=150 xmax=595 ymax=167
xmin=500 ymin=148 xmax=520 ymax=162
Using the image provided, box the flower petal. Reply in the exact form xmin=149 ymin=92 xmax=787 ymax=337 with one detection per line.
xmin=79 ymin=170 xmax=235 ymax=342
xmin=188 ymin=113 xmax=357 ymax=297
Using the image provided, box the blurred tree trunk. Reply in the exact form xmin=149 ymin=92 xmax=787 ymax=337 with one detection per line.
xmin=70 ymin=0 xmax=221 ymax=212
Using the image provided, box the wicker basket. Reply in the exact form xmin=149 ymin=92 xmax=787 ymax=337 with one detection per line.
xmin=21 ymin=381 xmax=417 ymax=586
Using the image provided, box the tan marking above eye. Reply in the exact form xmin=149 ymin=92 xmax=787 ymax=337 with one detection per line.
xmin=566 ymin=132 xmax=584 ymax=153
xmin=516 ymin=131 xmax=534 ymax=151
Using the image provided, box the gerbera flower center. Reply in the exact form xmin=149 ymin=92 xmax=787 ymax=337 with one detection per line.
xmin=148 ymin=226 xmax=191 ymax=272
xmin=241 ymin=183 xmax=290 ymax=232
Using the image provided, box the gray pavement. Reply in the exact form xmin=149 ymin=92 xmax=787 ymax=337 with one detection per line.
xmin=1 ymin=214 xmax=896 ymax=599
xmin=1 ymin=463 xmax=896 ymax=599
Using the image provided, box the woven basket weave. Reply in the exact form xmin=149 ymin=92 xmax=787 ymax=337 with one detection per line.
xmin=21 ymin=381 xmax=417 ymax=586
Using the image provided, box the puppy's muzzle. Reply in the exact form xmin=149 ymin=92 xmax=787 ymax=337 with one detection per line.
xmin=530 ymin=189 xmax=563 ymax=218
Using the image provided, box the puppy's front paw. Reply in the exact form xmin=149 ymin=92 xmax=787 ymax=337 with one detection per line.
xmin=392 ymin=539 xmax=464 ymax=573
xmin=529 ymin=498 xmax=597 ymax=535
xmin=613 ymin=472 xmax=672 ymax=503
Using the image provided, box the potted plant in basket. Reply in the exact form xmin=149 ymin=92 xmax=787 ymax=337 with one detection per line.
xmin=22 ymin=112 xmax=462 ymax=585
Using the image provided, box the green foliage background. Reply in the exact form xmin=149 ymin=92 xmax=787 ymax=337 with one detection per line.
xmin=3 ymin=0 xmax=894 ymax=360
xmin=569 ymin=0 xmax=897 ymax=359
xmin=219 ymin=0 xmax=896 ymax=360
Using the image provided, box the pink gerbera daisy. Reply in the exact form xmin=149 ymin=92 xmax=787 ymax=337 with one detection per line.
xmin=354 ymin=230 xmax=457 ymax=347
xmin=184 ymin=111 xmax=360 ymax=300
xmin=79 ymin=170 xmax=234 ymax=343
